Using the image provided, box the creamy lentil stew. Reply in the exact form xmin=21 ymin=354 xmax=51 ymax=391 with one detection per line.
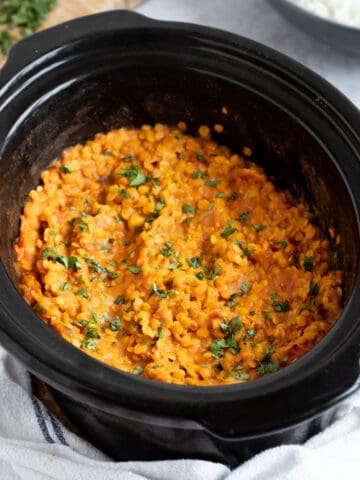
xmin=15 ymin=123 xmax=343 ymax=385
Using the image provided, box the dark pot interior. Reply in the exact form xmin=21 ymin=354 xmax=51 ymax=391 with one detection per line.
xmin=0 ymin=11 xmax=359 ymax=466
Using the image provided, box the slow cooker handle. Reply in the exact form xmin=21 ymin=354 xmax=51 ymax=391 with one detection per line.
xmin=0 ymin=10 xmax=158 ymax=84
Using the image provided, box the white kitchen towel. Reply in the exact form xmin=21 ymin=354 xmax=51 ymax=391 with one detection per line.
xmin=0 ymin=345 xmax=359 ymax=480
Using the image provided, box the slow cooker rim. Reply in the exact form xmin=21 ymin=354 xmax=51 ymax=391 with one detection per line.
xmin=0 ymin=11 xmax=359 ymax=409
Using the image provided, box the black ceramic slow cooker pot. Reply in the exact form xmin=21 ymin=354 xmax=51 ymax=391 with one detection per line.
xmin=0 ymin=11 xmax=360 ymax=467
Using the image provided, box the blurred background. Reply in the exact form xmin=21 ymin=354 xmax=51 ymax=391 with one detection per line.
xmin=137 ymin=0 xmax=360 ymax=108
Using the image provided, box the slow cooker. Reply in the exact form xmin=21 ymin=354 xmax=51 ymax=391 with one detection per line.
xmin=0 ymin=11 xmax=359 ymax=466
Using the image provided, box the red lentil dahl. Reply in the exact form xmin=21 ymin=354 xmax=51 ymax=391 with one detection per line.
xmin=14 ymin=123 xmax=343 ymax=385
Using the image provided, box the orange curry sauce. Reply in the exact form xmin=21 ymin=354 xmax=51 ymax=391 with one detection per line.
xmin=15 ymin=124 xmax=343 ymax=385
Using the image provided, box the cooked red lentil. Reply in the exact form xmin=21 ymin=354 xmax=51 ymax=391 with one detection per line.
xmin=15 ymin=123 xmax=343 ymax=385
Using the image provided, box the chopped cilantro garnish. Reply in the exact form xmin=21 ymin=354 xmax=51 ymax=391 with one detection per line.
xmin=262 ymin=310 xmax=271 ymax=321
xmin=150 ymin=282 xmax=169 ymax=299
xmin=272 ymin=299 xmax=290 ymax=312
xmin=146 ymin=198 xmax=165 ymax=223
xmin=100 ymin=242 xmax=111 ymax=252
xmin=310 ymin=283 xmax=320 ymax=295
xmin=206 ymin=265 xmax=220 ymax=280
xmin=160 ymin=242 xmax=178 ymax=258
xmin=257 ymin=358 xmax=280 ymax=376
xmin=231 ymin=316 xmax=242 ymax=332
xmin=252 ymin=224 xmax=266 ymax=232
xmin=120 ymin=189 xmax=130 ymax=198
xmin=238 ymin=211 xmax=249 ymax=224
xmin=276 ymin=239 xmax=288 ymax=251
xmin=127 ymin=265 xmax=141 ymax=274
xmin=227 ymin=192 xmax=240 ymax=202
xmin=59 ymin=165 xmax=71 ymax=174
xmin=60 ymin=282 xmax=71 ymax=291
xmin=187 ymin=256 xmax=201 ymax=268
xmin=220 ymin=322 xmax=232 ymax=334
xmin=205 ymin=179 xmax=220 ymax=187
xmin=68 ymin=256 xmax=82 ymax=270
xmin=114 ymin=295 xmax=125 ymax=305
xmin=46 ymin=248 xmax=82 ymax=271
xmin=120 ymin=165 xmax=147 ymax=187
xmin=110 ymin=316 xmax=121 ymax=331
xmin=192 ymin=169 xmax=207 ymax=179
xmin=34 ymin=303 xmax=46 ymax=313
xmin=122 ymin=156 xmax=136 ymax=162
xmin=84 ymin=255 xmax=107 ymax=274
xmin=82 ymin=340 xmax=97 ymax=350
xmin=303 ymin=256 xmax=314 ymax=271
xmin=75 ymin=287 xmax=90 ymax=299
xmin=246 ymin=328 xmax=256 ymax=338
xmin=221 ymin=221 xmax=237 ymax=238
xmin=182 ymin=203 xmax=196 ymax=214
xmin=133 ymin=365 xmax=144 ymax=375
xmin=216 ymin=192 xmax=225 ymax=198
xmin=234 ymin=373 xmax=250 ymax=380
xmin=208 ymin=338 xmax=228 ymax=358
xmin=225 ymin=293 xmax=240 ymax=309
xmin=107 ymin=272 xmax=119 ymax=280
xmin=149 ymin=176 xmax=160 ymax=187
xmin=194 ymin=150 xmax=204 ymax=162
xmin=241 ymin=282 xmax=250 ymax=294
xmin=42 ymin=247 xmax=51 ymax=259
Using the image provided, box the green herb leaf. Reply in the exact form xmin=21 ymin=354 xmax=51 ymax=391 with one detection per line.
xmin=272 ymin=299 xmax=290 ymax=312
xmin=206 ymin=265 xmax=220 ymax=280
xmin=234 ymin=373 xmax=250 ymax=380
xmin=192 ymin=169 xmax=207 ymax=179
xmin=257 ymin=358 xmax=280 ymax=376
xmin=208 ymin=338 xmax=227 ymax=358
xmin=276 ymin=239 xmax=288 ymax=251
xmin=221 ymin=221 xmax=237 ymax=238
xmin=42 ymin=247 xmax=51 ymax=259
xmin=160 ymin=242 xmax=178 ymax=258
xmin=67 ymin=256 xmax=82 ymax=271
xmin=186 ymin=256 xmax=201 ymax=268
xmin=110 ymin=316 xmax=121 ymax=331
xmin=252 ymin=224 xmax=266 ymax=232
xmin=241 ymin=282 xmax=250 ymax=294
xmin=231 ymin=316 xmax=242 ymax=332
xmin=75 ymin=287 xmax=90 ymax=299
xmin=133 ymin=365 xmax=144 ymax=375
xmin=146 ymin=198 xmax=165 ymax=223
xmin=303 ymin=256 xmax=314 ymax=271
xmin=205 ymin=179 xmax=220 ymax=187
xmin=246 ymin=328 xmax=256 ymax=338
xmin=220 ymin=322 xmax=232 ymax=334
xmin=60 ymin=282 xmax=71 ymax=291
xmin=127 ymin=265 xmax=141 ymax=274
xmin=114 ymin=295 xmax=125 ymax=305
xmin=120 ymin=189 xmax=130 ymax=198
xmin=82 ymin=340 xmax=97 ymax=350
xmin=59 ymin=165 xmax=71 ymax=174
xmin=194 ymin=150 xmax=204 ymax=162
xmin=238 ymin=211 xmax=249 ymax=224
xmin=121 ymin=165 xmax=147 ymax=187
xmin=182 ymin=204 xmax=196 ymax=214
xmin=310 ymin=283 xmax=320 ymax=295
